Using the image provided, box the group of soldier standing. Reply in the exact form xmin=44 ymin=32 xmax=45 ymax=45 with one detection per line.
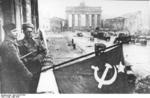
xmin=0 ymin=23 xmax=47 ymax=93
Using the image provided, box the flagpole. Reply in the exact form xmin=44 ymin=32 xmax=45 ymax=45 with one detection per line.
xmin=33 ymin=41 xmax=126 ymax=75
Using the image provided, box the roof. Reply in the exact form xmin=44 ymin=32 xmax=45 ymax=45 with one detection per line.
xmin=50 ymin=17 xmax=66 ymax=22
xmin=66 ymin=2 xmax=101 ymax=14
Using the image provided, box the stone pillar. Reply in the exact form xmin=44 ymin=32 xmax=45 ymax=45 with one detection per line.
xmin=78 ymin=14 xmax=81 ymax=27
xmin=2 ymin=0 xmax=15 ymax=25
xmin=86 ymin=14 xmax=89 ymax=27
xmin=30 ymin=0 xmax=39 ymax=31
xmin=66 ymin=13 xmax=69 ymax=29
xmin=72 ymin=14 xmax=75 ymax=28
xmin=24 ymin=0 xmax=32 ymax=23
xmin=15 ymin=0 xmax=22 ymax=30
xmin=97 ymin=14 xmax=101 ymax=27
xmin=91 ymin=14 xmax=95 ymax=28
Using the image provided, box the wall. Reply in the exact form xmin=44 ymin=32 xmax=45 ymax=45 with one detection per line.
xmin=103 ymin=17 xmax=125 ymax=31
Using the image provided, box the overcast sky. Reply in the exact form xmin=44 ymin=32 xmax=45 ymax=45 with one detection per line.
xmin=38 ymin=0 xmax=150 ymax=27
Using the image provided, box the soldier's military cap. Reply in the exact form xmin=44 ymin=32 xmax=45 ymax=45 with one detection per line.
xmin=22 ymin=23 xmax=34 ymax=29
xmin=3 ymin=23 xmax=16 ymax=33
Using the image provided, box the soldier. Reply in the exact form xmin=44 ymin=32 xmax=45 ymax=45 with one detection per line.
xmin=18 ymin=23 xmax=47 ymax=93
xmin=0 ymin=23 xmax=32 ymax=93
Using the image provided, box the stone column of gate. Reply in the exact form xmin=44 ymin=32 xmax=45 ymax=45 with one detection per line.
xmin=66 ymin=13 xmax=69 ymax=30
xmin=86 ymin=14 xmax=90 ymax=27
xmin=78 ymin=14 xmax=81 ymax=30
xmin=91 ymin=14 xmax=95 ymax=28
xmin=97 ymin=14 xmax=101 ymax=28
xmin=72 ymin=14 xmax=75 ymax=30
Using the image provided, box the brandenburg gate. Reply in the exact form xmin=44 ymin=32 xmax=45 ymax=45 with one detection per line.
xmin=66 ymin=2 xmax=102 ymax=31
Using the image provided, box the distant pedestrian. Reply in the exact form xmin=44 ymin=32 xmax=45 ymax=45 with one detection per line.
xmin=73 ymin=43 xmax=76 ymax=50
xmin=72 ymin=39 xmax=74 ymax=44
xmin=90 ymin=36 xmax=94 ymax=41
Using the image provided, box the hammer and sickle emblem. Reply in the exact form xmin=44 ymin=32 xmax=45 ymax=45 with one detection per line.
xmin=91 ymin=63 xmax=117 ymax=88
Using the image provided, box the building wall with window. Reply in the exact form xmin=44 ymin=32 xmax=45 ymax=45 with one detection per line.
xmin=103 ymin=17 xmax=125 ymax=32
xmin=123 ymin=11 xmax=142 ymax=35
xmin=50 ymin=17 xmax=66 ymax=33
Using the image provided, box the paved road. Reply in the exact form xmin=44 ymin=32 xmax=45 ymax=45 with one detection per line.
xmin=123 ymin=43 xmax=150 ymax=78
xmin=47 ymin=32 xmax=150 ymax=78
xmin=64 ymin=31 xmax=150 ymax=78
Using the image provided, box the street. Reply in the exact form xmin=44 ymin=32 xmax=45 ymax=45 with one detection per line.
xmin=47 ymin=31 xmax=150 ymax=79
xmin=123 ymin=43 xmax=150 ymax=78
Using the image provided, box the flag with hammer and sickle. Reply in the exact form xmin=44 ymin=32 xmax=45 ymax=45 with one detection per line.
xmin=54 ymin=45 xmax=135 ymax=93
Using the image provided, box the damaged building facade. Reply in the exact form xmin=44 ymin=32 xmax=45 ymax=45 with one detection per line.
xmin=123 ymin=11 xmax=143 ymax=35
xmin=103 ymin=17 xmax=125 ymax=32
xmin=103 ymin=11 xmax=142 ymax=35
xmin=50 ymin=17 xmax=66 ymax=33
xmin=0 ymin=0 xmax=39 ymax=35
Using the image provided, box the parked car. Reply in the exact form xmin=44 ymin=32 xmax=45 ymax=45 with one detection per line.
xmin=136 ymin=36 xmax=147 ymax=45
xmin=97 ymin=32 xmax=110 ymax=41
xmin=146 ymin=36 xmax=150 ymax=40
xmin=113 ymin=33 xmax=131 ymax=44
xmin=108 ymin=31 xmax=116 ymax=36
xmin=130 ymin=35 xmax=139 ymax=43
xmin=91 ymin=30 xmax=97 ymax=37
xmin=91 ymin=30 xmax=110 ymax=41
xmin=77 ymin=32 xmax=83 ymax=37
xmin=114 ymin=33 xmax=131 ymax=44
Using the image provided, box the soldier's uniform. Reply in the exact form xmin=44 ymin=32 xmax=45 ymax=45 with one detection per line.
xmin=0 ymin=23 xmax=32 ymax=93
xmin=19 ymin=36 xmax=46 ymax=64
xmin=18 ymin=23 xmax=46 ymax=93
